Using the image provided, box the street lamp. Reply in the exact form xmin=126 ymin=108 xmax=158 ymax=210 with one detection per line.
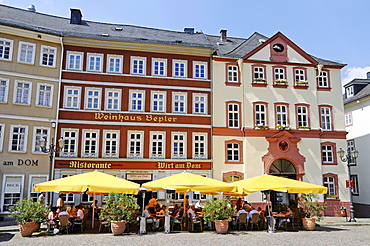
xmin=40 ymin=137 xmax=64 ymax=205
xmin=337 ymin=147 xmax=359 ymax=222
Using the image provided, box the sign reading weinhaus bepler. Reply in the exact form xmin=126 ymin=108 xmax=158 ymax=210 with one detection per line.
xmin=55 ymin=160 xmax=211 ymax=170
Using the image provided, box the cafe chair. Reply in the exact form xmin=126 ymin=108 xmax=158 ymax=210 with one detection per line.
xmin=172 ymin=217 xmax=183 ymax=231
xmin=250 ymin=213 xmax=260 ymax=231
xmin=58 ymin=215 xmax=70 ymax=234
xmin=258 ymin=213 xmax=266 ymax=230
xmin=238 ymin=213 xmax=248 ymax=230
xmin=74 ymin=216 xmax=86 ymax=232
xmin=99 ymin=220 xmax=110 ymax=233
xmin=188 ymin=217 xmax=203 ymax=231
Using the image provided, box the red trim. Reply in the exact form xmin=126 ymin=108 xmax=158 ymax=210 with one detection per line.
xmin=316 ymin=69 xmax=332 ymax=91
xmin=253 ymin=101 xmax=269 ymax=127
xmin=222 ymin=171 xmax=244 ymax=182
xmin=274 ymin=102 xmax=290 ymax=127
xmin=319 ymin=104 xmax=334 ymax=131
xmin=226 ymin=101 xmax=242 ymax=129
xmin=224 ymin=139 xmax=244 ymax=164
xmin=225 ymin=62 xmax=241 ymax=86
xmin=295 ymin=103 xmax=311 ymax=129
xmin=323 ymin=173 xmax=339 ymax=200
xmin=321 ymin=141 xmax=338 ymax=165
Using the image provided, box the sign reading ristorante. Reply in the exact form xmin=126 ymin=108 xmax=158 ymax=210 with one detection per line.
xmin=55 ymin=160 xmax=211 ymax=170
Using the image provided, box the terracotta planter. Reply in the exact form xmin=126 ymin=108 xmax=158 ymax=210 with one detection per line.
xmin=302 ymin=218 xmax=316 ymax=231
xmin=111 ymin=221 xmax=126 ymax=236
xmin=214 ymin=219 xmax=229 ymax=234
xmin=19 ymin=221 xmax=36 ymax=237
xmin=34 ymin=222 xmax=41 ymax=232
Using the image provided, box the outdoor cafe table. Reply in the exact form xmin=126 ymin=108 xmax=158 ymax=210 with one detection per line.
xmin=272 ymin=213 xmax=291 ymax=229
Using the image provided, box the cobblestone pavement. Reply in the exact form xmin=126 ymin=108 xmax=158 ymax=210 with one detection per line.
xmin=1 ymin=226 xmax=370 ymax=246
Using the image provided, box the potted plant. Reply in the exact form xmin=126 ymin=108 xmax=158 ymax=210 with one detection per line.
xmin=297 ymin=193 xmax=327 ymax=231
xmin=253 ymin=78 xmax=267 ymax=84
xmin=100 ymin=193 xmax=140 ymax=236
xmin=202 ymin=197 xmax=236 ymax=233
xmin=274 ymin=79 xmax=288 ymax=85
xmin=9 ymin=198 xmax=49 ymax=237
xmin=254 ymin=124 xmax=269 ymax=130
xmin=276 ymin=125 xmax=291 ymax=131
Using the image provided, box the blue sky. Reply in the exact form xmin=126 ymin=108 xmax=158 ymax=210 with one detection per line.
xmin=1 ymin=0 xmax=369 ymax=84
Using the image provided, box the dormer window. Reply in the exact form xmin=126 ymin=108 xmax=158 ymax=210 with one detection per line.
xmin=346 ymin=86 xmax=354 ymax=98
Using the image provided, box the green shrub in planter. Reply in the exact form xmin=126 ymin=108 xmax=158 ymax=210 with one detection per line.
xmin=100 ymin=193 xmax=140 ymax=224
xmin=297 ymin=193 xmax=327 ymax=222
xmin=202 ymin=197 xmax=236 ymax=223
xmin=9 ymin=198 xmax=49 ymax=223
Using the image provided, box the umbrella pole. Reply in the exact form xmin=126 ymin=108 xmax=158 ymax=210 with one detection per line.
xmin=92 ymin=194 xmax=96 ymax=228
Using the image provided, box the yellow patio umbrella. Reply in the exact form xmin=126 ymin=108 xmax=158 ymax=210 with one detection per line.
xmin=141 ymin=172 xmax=236 ymax=193
xmin=232 ymin=174 xmax=328 ymax=194
xmin=34 ymin=171 xmax=140 ymax=228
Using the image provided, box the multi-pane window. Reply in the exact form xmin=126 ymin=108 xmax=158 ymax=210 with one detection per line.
xmin=85 ymin=88 xmax=101 ymax=110
xmin=0 ymin=124 xmax=4 ymax=152
xmin=173 ymin=60 xmax=187 ymax=77
xmin=318 ymin=71 xmax=329 ymax=87
xmin=276 ymin=105 xmax=287 ymax=126
xmin=131 ymin=57 xmax=146 ymax=75
xmin=83 ymin=130 xmax=99 ymax=157
xmin=173 ymin=93 xmax=186 ymax=113
xmin=227 ymin=143 xmax=239 ymax=162
xmin=36 ymin=84 xmax=53 ymax=107
xmin=61 ymin=129 xmax=78 ymax=157
xmin=347 ymin=140 xmax=356 ymax=165
xmin=228 ymin=65 xmax=238 ymax=82
xmin=297 ymin=106 xmax=308 ymax=127
xmin=225 ymin=175 xmax=240 ymax=183
xmin=67 ymin=51 xmax=83 ymax=70
xmin=351 ymin=175 xmax=359 ymax=195
xmin=323 ymin=176 xmax=336 ymax=196
xmin=295 ymin=69 xmax=305 ymax=81
xmin=274 ymin=68 xmax=285 ymax=81
xmin=151 ymin=92 xmax=165 ymax=112
xmin=345 ymin=113 xmax=352 ymax=126
xmin=194 ymin=62 xmax=207 ymax=79
xmin=152 ymin=58 xmax=166 ymax=76
xmin=193 ymin=94 xmax=207 ymax=114
xmin=64 ymin=87 xmax=81 ymax=109
xmin=228 ymin=103 xmax=239 ymax=128
xmin=0 ymin=78 xmax=9 ymax=103
xmin=346 ymin=86 xmax=354 ymax=98
xmin=103 ymin=131 xmax=119 ymax=158
xmin=320 ymin=106 xmax=332 ymax=130
xmin=107 ymin=55 xmax=123 ymax=73
xmin=255 ymin=104 xmax=266 ymax=125
xmin=150 ymin=132 xmax=165 ymax=158
xmin=322 ymin=145 xmax=334 ymax=163
xmin=0 ymin=38 xmax=13 ymax=61
xmin=172 ymin=133 xmax=186 ymax=159
xmin=18 ymin=42 xmax=35 ymax=64
xmin=9 ymin=125 xmax=28 ymax=152
xmin=254 ymin=67 xmax=265 ymax=80
xmin=14 ymin=81 xmax=31 ymax=105
xmin=2 ymin=175 xmax=23 ymax=212
xmin=128 ymin=131 xmax=143 ymax=158
xmin=40 ymin=45 xmax=56 ymax=67
xmin=87 ymin=53 xmax=103 ymax=72
xmin=105 ymin=89 xmax=121 ymax=111
xmin=130 ymin=91 xmax=144 ymax=111
xmin=29 ymin=176 xmax=47 ymax=202
xmin=33 ymin=127 xmax=49 ymax=153
xmin=193 ymin=133 xmax=206 ymax=159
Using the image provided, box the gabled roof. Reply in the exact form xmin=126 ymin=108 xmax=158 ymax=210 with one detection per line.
xmin=343 ymin=78 xmax=370 ymax=105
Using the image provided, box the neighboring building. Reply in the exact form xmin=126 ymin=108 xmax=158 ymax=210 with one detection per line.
xmin=0 ymin=5 xmax=62 ymax=214
xmin=208 ymin=30 xmax=348 ymax=216
xmin=343 ymin=72 xmax=370 ymax=217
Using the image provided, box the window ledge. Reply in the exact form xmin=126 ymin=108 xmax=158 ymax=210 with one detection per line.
xmin=273 ymin=84 xmax=288 ymax=88
xmin=225 ymin=161 xmax=243 ymax=164
xmin=317 ymin=87 xmax=332 ymax=91
xmin=225 ymin=81 xmax=241 ymax=87
xmin=293 ymin=85 xmax=309 ymax=90
xmin=251 ymin=83 xmax=268 ymax=88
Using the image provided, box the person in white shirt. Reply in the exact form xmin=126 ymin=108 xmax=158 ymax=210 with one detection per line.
xmin=57 ymin=194 xmax=64 ymax=209
xmin=75 ymin=205 xmax=84 ymax=223
xmin=58 ymin=207 xmax=69 ymax=217
xmin=187 ymin=205 xmax=197 ymax=218
xmin=195 ymin=200 xmax=203 ymax=211
xmin=248 ymin=207 xmax=259 ymax=219
xmin=143 ymin=206 xmax=160 ymax=231
xmin=237 ymin=207 xmax=248 ymax=218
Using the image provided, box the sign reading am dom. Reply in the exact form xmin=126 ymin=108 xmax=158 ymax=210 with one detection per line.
xmin=55 ymin=160 xmax=211 ymax=170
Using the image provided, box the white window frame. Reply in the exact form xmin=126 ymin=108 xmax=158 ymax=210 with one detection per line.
xmin=347 ymin=140 xmax=356 ymax=165
xmin=13 ymin=80 xmax=32 ymax=105
xmin=127 ymin=131 xmax=144 ymax=158
xmin=274 ymin=67 xmax=286 ymax=81
xmin=17 ymin=41 xmax=36 ymax=64
xmin=85 ymin=87 xmax=102 ymax=110
xmin=9 ymin=125 xmax=28 ymax=153
xmin=151 ymin=91 xmax=166 ymax=112
xmin=345 ymin=113 xmax=352 ymax=126
xmin=297 ymin=106 xmax=308 ymax=127
xmin=106 ymin=54 xmax=123 ymax=74
xmin=318 ymin=71 xmax=329 ymax=87
xmin=103 ymin=130 xmax=120 ymax=158
xmin=32 ymin=126 xmax=50 ymax=153
xmin=172 ymin=92 xmax=187 ymax=113
xmin=150 ymin=131 xmax=165 ymax=159
xmin=28 ymin=175 xmax=48 ymax=202
xmin=227 ymin=65 xmax=238 ymax=82
xmin=193 ymin=61 xmax=207 ymax=79
xmin=227 ymin=142 xmax=240 ymax=162
xmin=130 ymin=56 xmax=146 ymax=75
xmin=193 ymin=132 xmax=207 ymax=159
xmin=36 ymin=83 xmax=53 ymax=108
xmin=322 ymin=145 xmax=334 ymax=163
xmin=276 ymin=105 xmax=287 ymax=126
xmin=0 ymin=124 xmax=5 ymax=152
xmin=254 ymin=67 xmax=265 ymax=80
xmin=82 ymin=129 xmax=99 ymax=158
xmin=320 ymin=106 xmax=332 ymax=131
xmin=295 ymin=69 xmax=305 ymax=82
xmin=66 ymin=51 xmax=84 ymax=70
xmin=0 ymin=78 xmax=9 ymax=103
xmin=346 ymin=86 xmax=354 ymax=98
xmin=64 ymin=86 xmax=81 ymax=109
xmin=0 ymin=37 xmax=14 ymax=61
xmin=61 ymin=128 xmax=79 ymax=157
xmin=129 ymin=90 xmax=145 ymax=111
xmin=173 ymin=59 xmax=187 ymax=77
xmin=193 ymin=94 xmax=207 ymax=114
xmin=255 ymin=104 xmax=266 ymax=125
xmin=172 ymin=132 xmax=186 ymax=159
xmin=351 ymin=175 xmax=359 ymax=195
xmin=40 ymin=45 xmax=57 ymax=67
xmin=323 ymin=176 xmax=336 ymax=196
xmin=87 ymin=53 xmax=104 ymax=72
xmin=228 ymin=103 xmax=239 ymax=128
xmin=152 ymin=58 xmax=167 ymax=76
xmin=1 ymin=174 xmax=24 ymax=213
xmin=105 ymin=89 xmax=121 ymax=111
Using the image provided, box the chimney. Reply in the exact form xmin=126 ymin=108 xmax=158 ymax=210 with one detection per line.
xmin=27 ymin=4 xmax=36 ymax=12
xmin=367 ymin=71 xmax=370 ymax=79
xmin=70 ymin=9 xmax=83 ymax=25
xmin=184 ymin=28 xmax=195 ymax=34
xmin=220 ymin=29 xmax=227 ymax=42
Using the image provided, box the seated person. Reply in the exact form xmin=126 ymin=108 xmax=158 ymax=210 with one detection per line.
xmin=171 ymin=204 xmax=179 ymax=217
xmin=47 ymin=207 xmax=58 ymax=224
xmin=58 ymin=207 xmax=69 ymax=217
xmin=276 ymin=206 xmax=293 ymax=229
xmin=237 ymin=207 xmax=248 ymax=220
xmin=143 ymin=206 xmax=160 ymax=231
xmin=67 ymin=203 xmax=77 ymax=215
xmin=187 ymin=205 xmax=197 ymax=218
xmin=157 ymin=205 xmax=168 ymax=216
xmin=75 ymin=205 xmax=84 ymax=222
xmin=195 ymin=200 xmax=203 ymax=211
xmin=248 ymin=207 xmax=259 ymax=220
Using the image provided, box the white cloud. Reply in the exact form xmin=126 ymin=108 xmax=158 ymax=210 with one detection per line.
xmin=342 ymin=66 xmax=370 ymax=85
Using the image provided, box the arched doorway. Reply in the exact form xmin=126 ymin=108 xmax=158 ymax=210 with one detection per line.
xmin=269 ymin=158 xmax=297 ymax=211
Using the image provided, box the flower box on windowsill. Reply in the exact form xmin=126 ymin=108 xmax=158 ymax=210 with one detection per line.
xmin=295 ymin=81 xmax=308 ymax=86
xmin=297 ymin=126 xmax=310 ymax=130
xmin=254 ymin=124 xmax=269 ymax=130
xmin=276 ymin=125 xmax=291 ymax=131
xmin=253 ymin=78 xmax=267 ymax=84
xmin=325 ymin=194 xmax=338 ymax=200
xmin=274 ymin=80 xmax=288 ymax=85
